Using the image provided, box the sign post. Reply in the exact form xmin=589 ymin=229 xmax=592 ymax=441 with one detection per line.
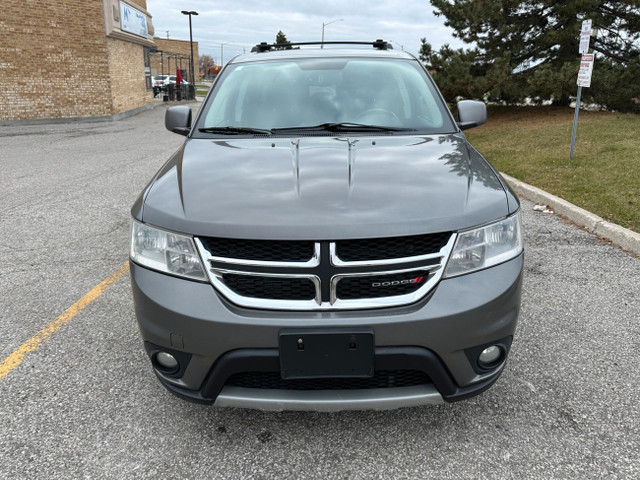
xmin=570 ymin=20 xmax=594 ymax=159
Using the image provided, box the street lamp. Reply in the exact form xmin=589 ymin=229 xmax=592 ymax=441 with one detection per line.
xmin=321 ymin=18 xmax=343 ymax=48
xmin=181 ymin=10 xmax=198 ymax=84
xmin=389 ymin=40 xmax=404 ymax=51
xmin=220 ymin=41 xmax=229 ymax=67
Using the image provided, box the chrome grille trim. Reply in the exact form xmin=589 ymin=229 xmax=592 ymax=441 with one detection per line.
xmin=207 ymin=268 xmax=322 ymax=309
xmin=329 ymin=242 xmax=445 ymax=267
xmin=330 ymin=264 xmax=442 ymax=308
xmin=195 ymin=233 xmax=457 ymax=311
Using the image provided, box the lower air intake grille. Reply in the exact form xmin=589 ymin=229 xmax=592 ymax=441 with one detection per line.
xmin=222 ymin=274 xmax=316 ymax=301
xmin=225 ymin=370 xmax=431 ymax=390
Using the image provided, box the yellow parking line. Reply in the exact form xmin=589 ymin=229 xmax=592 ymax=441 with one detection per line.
xmin=0 ymin=261 xmax=130 ymax=381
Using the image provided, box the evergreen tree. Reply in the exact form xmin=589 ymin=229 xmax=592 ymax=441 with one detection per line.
xmin=275 ymin=30 xmax=293 ymax=50
xmin=427 ymin=1 xmax=640 ymax=111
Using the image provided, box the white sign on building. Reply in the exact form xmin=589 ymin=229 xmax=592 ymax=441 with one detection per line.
xmin=577 ymin=54 xmax=594 ymax=87
xmin=120 ymin=2 xmax=148 ymax=38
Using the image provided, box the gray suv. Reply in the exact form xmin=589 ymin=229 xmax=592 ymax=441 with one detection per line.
xmin=130 ymin=40 xmax=523 ymax=411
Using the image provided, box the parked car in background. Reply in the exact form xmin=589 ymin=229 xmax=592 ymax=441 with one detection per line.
xmin=152 ymin=75 xmax=189 ymax=96
xmin=152 ymin=75 xmax=168 ymax=96
xmin=166 ymin=75 xmax=190 ymax=86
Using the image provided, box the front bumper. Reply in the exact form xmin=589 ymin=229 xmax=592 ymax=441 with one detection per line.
xmin=130 ymin=254 xmax=523 ymax=410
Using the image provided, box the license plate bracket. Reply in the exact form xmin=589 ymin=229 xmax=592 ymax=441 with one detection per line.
xmin=279 ymin=328 xmax=374 ymax=379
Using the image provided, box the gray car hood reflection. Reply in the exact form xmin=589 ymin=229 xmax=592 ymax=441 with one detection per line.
xmin=142 ymin=134 xmax=508 ymax=240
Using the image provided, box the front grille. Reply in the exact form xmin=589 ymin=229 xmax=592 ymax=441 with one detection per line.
xmin=336 ymin=270 xmax=432 ymax=300
xmin=336 ymin=232 xmax=451 ymax=262
xmin=195 ymin=233 xmax=454 ymax=310
xmin=225 ymin=370 xmax=430 ymax=390
xmin=200 ymin=237 xmax=315 ymax=262
xmin=222 ymin=274 xmax=316 ymax=301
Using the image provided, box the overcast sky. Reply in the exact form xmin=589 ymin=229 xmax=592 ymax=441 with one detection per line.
xmin=146 ymin=0 xmax=466 ymax=65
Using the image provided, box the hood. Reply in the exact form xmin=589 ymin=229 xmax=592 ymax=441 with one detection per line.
xmin=140 ymin=134 xmax=508 ymax=240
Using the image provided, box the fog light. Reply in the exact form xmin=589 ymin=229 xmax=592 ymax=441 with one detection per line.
xmin=156 ymin=352 xmax=179 ymax=370
xmin=478 ymin=345 xmax=502 ymax=367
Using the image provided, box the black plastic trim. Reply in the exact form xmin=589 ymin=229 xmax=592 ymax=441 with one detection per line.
xmin=463 ymin=336 xmax=513 ymax=375
xmin=252 ymin=40 xmax=393 ymax=53
xmin=151 ymin=345 xmax=506 ymax=405
xmin=144 ymin=342 xmax=192 ymax=379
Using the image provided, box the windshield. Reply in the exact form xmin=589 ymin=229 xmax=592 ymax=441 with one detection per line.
xmin=195 ymin=57 xmax=454 ymax=134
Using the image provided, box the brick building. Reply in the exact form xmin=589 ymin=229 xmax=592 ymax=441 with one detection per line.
xmin=1 ymin=0 xmax=160 ymax=123
xmin=150 ymin=38 xmax=200 ymax=82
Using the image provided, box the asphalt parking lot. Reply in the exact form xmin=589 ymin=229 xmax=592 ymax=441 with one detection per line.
xmin=1 ymin=104 xmax=639 ymax=479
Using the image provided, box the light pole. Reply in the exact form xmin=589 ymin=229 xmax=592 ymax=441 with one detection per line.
xmin=389 ymin=40 xmax=404 ymax=51
xmin=181 ymin=10 xmax=198 ymax=84
xmin=321 ymin=18 xmax=343 ymax=48
xmin=221 ymin=41 xmax=229 ymax=67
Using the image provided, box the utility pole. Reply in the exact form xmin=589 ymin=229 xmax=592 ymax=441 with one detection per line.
xmin=181 ymin=11 xmax=198 ymax=85
xmin=221 ymin=42 xmax=229 ymax=67
xmin=321 ymin=19 xmax=343 ymax=48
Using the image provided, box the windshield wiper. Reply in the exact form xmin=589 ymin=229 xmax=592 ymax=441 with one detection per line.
xmin=271 ymin=122 xmax=410 ymax=134
xmin=198 ymin=126 xmax=272 ymax=135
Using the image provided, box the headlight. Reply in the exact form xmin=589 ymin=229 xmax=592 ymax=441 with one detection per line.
xmin=130 ymin=219 xmax=206 ymax=280
xmin=444 ymin=212 xmax=523 ymax=277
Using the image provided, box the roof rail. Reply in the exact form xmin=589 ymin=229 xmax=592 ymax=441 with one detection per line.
xmin=251 ymin=39 xmax=393 ymax=53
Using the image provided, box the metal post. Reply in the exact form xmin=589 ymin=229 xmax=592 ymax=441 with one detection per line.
xmin=321 ymin=19 xmax=343 ymax=49
xmin=182 ymin=11 xmax=198 ymax=84
xmin=221 ymin=42 xmax=228 ymax=67
xmin=570 ymin=86 xmax=582 ymax=160
xmin=188 ymin=15 xmax=194 ymax=83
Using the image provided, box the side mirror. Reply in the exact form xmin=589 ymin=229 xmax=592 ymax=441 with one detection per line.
xmin=457 ymin=100 xmax=487 ymax=130
xmin=165 ymin=105 xmax=192 ymax=136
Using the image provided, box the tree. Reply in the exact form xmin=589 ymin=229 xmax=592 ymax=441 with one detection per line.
xmin=199 ymin=54 xmax=215 ymax=73
xmin=419 ymin=40 xmax=485 ymax=102
xmin=275 ymin=30 xmax=293 ymax=50
xmin=427 ymin=1 xmax=640 ymax=111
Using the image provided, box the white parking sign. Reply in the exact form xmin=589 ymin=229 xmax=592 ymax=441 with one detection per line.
xmin=579 ymin=19 xmax=592 ymax=54
xmin=577 ymin=54 xmax=594 ymax=87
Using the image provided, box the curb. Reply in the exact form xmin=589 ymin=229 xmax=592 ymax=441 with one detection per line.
xmin=500 ymin=172 xmax=640 ymax=257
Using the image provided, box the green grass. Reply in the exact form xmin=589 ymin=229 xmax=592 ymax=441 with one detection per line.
xmin=466 ymin=106 xmax=640 ymax=233
xmin=195 ymin=84 xmax=210 ymax=96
